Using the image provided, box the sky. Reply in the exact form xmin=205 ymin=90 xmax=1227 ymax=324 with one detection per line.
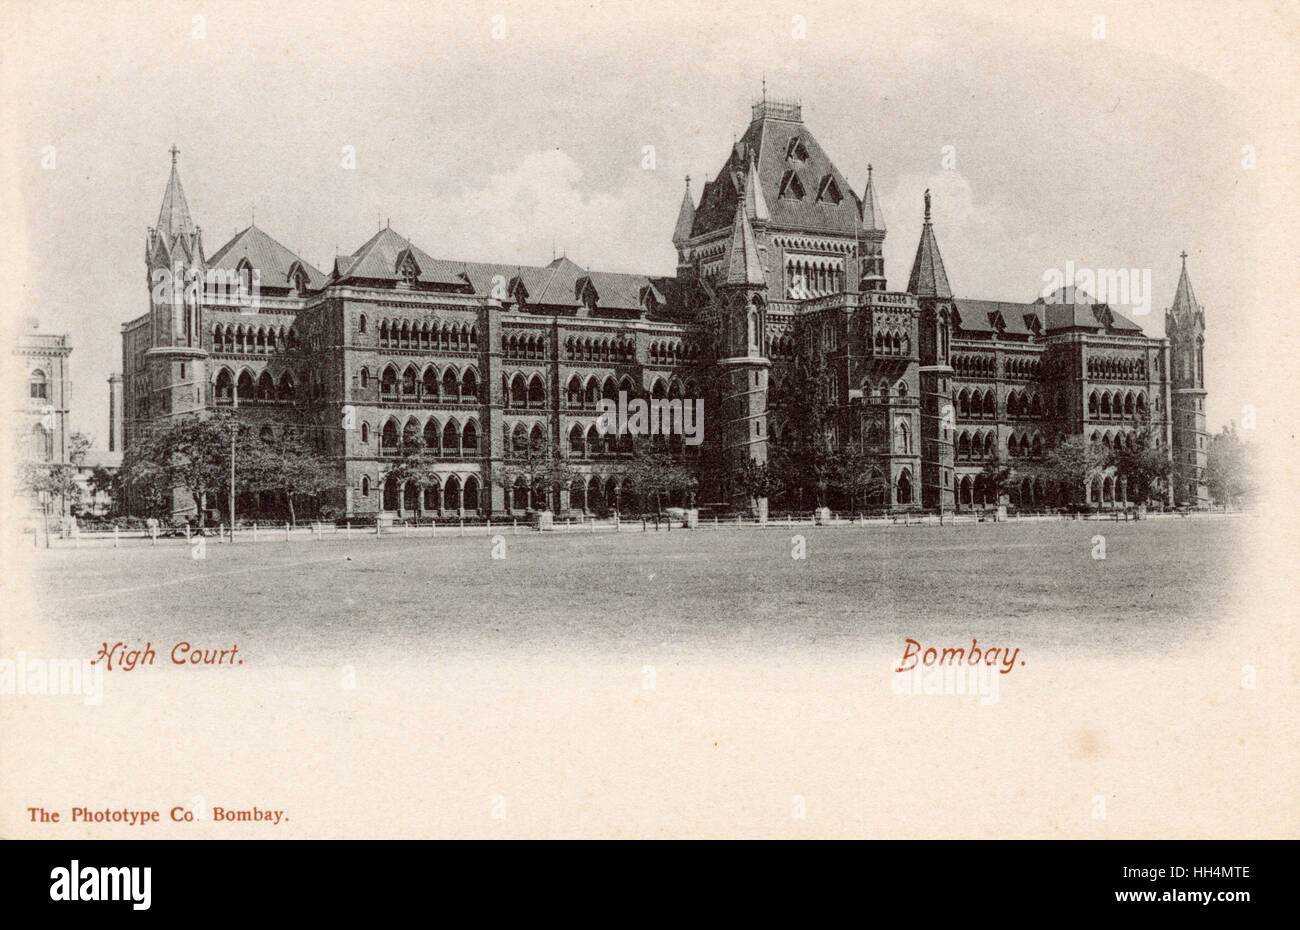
xmin=2 ymin=0 xmax=1294 ymax=446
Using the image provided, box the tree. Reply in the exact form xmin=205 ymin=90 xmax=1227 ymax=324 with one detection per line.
xmin=68 ymin=431 xmax=92 ymax=466
xmin=87 ymin=465 xmax=118 ymax=515
xmin=1205 ymin=425 xmax=1257 ymax=509
xmin=119 ymin=413 xmax=239 ymax=524
xmin=1109 ymin=430 xmax=1173 ymax=506
xmin=831 ymin=447 xmax=889 ymax=514
xmin=243 ymin=428 xmax=337 ymax=525
xmin=623 ymin=443 xmax=697 ymax=522
xmin=498 ymin=429 xmax=571 ymax=513
xmin=978 ymin=454 xmax=1013 ymax=507
xmin=735 ymin=458 xmax=778 ymax=516
xmin=21 ymin=462 xmax=82 ymax=513
xmin=766 ymin=341 xmax=837 ymax=507
xmin=1033 ymin=435 xmax=1110 ymax=508
xmin=381 ymin=434 xmax=441 ymax=519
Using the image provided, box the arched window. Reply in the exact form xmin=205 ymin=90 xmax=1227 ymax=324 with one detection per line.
xmin=361 ymin=422 xmax=370 ymax=443
xmin=462 ymin=369 xmax=478 ymax=401
xmin=215 ymin=369 xmax=234 ymax=403
xmin=361 ymin=475 xmax=370 ymax=496
xmin=461 ymin=420 xmax=478 ymax=454
xmin=359 ymin=314 xmax=367 ymax=334
xmin=895 ymin=420 xmax=911 ymax=454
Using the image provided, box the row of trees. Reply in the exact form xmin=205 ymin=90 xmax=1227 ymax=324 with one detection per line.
xmin=93 ymin=400 xmax=1261 ymax=522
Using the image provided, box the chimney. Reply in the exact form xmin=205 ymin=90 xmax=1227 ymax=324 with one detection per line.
xmin=108 ymin=373 xmax=123 ymax=452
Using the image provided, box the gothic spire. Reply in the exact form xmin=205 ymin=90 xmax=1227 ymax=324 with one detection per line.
xmin=724 ymin=199 xmax=765 ymax=287
xmin=156 ymin=146 xmax=197 ymax=244
xmin=672 ymin=176 xmax=696 ymax=246
xmin=1170 ymin=251 xmax=1200 ymax=319
xmin=744 ymin=156 xmax=770 ymax=223
xmin=860 ymin=163 xmax=886 ymax=232
xmin=907 ymin=188 xmax=951 ymax=299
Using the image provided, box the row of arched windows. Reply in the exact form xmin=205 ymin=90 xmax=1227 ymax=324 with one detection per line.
xmin=648 ymin=340 xmax=695 ymax=365
xmin=1089 ymin=430 xmax=1145 ymax=452
xmin=366 ymin=473 xmax=483 ymax=513
xmin=505 ymin=333 xmax=547 ymax=360
xmin=561 ymin=374 xmax=700 ymax=408
xmin=563 ymin=335 xmax=636 ymax=363
xmin=377 ymin=318 xmax=478 ymax=351
xmin=957 ymin=388 xmax=996 ymax=419
xmin=1087 ymin=355 xmax=1147 ymax=381
xmin=1005 ymin=391 xmax=1044 ymax=418
xmin=212 ymin=323 xmax=299 ymax=355
xmin=785 ymin=259 xmax=845 ymax=297
xmin=370 ymin=364 xmax=480 ymax=403
xmin=374 ymin=416 xmax=480 ymax=457
xmin=1004 ymin=356 xmax=1041 ymax=379
xmin=951 ymin=355 xmax=995 ymax=378
xmin=214 ymin=368 xmax=295 ymax=402
xmin=872 ymin=330 xmax=910 ymax=356
xmin=1087 ymin=390 xmax=1147 ymax=420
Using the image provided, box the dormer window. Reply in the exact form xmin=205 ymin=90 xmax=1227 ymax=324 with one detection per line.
xmin=785 ymin=137 xmax=809 ymax=162
xmin=988 ymin=311 xmax=1006 ymax=333
xmin=398 ymin=253 xmax=419 ymax=286
xmin=777 ymin=170 xmax=806 ymax=200
xmin=815 ymin=175 xmax=843 ymax=204
xmin=1024 ymin=314 xmax=1042 ymax=335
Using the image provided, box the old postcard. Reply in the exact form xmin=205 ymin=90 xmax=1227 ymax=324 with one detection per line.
xmin=1 ymin=0 xmax=1296 ymax=871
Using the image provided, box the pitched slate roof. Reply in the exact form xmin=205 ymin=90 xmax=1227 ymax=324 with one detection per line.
xmin=332 ymin=226 xmax=467 ymax=287
xmin=952 ymin=297 xmax=1145 ymax=336
xmin=208 ymin=225 xmax=327 ymax=290
xmin=690 ymin=103 xmax=862 ymax=239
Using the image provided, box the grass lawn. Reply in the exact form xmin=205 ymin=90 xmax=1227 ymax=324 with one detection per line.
xmin=29 ymin=516 xmax=1250 ymax=662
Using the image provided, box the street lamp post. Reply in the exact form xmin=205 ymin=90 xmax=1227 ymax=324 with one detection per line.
xmin=229 ymin=389 xmax=237 ymax=540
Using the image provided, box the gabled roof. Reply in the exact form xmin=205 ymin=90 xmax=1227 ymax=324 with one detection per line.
xmin=332 ymin=226 xmax=467 ymax=287
xmin=208 ymin=225 xmax=327 ymax=291
xmin=690 ymin=103 xmax=862 ymax=239
xmin=724 ymin=201 xmax=765 ymax=287
xmin=907 ymin=191 xmax=952 ymax=299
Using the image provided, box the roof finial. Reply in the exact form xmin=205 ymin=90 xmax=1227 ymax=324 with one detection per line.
xmin=762 ymin=74 xmax=767 ymax=103
xmin=1179 ymin=250 xmax=1188 ymax=266
xmin=169 ymin=144 xmax=180 ymax=166
xmin=924 ymin=188 xmax=932 ymax=223
xmin=251 ymin=203 xmax=255 ymax=226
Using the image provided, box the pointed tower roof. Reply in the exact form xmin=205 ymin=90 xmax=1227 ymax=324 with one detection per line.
xmin=156 ymin=145 xmax=197 ymax=243
xmin=1170 ymin=251 xmax=1200 ymax=317
xmin=907 ymin=189 xmax=951 ymax=299
xmin=860 ymin=164 xmax=885 ymax=232
xmin=672 ymin=178 xmax=696 ymax=245
xmin=744 ymin=156 xmax=770 ymax=222
xmin=724 ymin=200 xmax=765 ymax=287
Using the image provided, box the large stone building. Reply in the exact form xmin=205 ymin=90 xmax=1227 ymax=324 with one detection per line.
xmin=15 ymin=318 xmax=72 ymax=467
xmin=119 ymin=99 xmax=1209 ymax=519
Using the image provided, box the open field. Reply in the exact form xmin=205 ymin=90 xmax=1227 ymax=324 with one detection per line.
xmin=23 ymin=515 xmax=1251 ymax=662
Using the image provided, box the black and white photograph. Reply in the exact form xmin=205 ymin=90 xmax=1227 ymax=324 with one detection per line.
xmin=0 ymin=0 xmax=1295 ymax=894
